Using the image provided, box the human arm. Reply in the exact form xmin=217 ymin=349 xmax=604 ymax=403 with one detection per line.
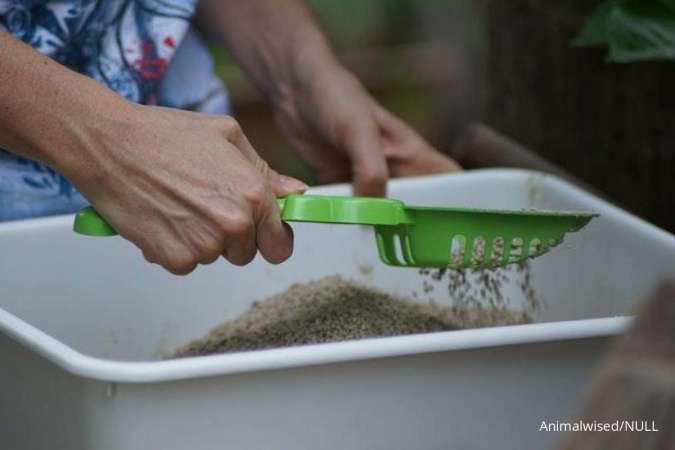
xmin=0 ymin=31 xmax=306 ymax=274
xmin=195 ymin=0 xmax=461 ymax=197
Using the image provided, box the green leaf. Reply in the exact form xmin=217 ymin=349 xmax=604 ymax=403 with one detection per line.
xmin=574 ymin=0 xmax=615 ymax=46
xmin=575 ymin=0 xmax=675 ymax=63
xmin=606 ymin=0 xmax=675 ymax=62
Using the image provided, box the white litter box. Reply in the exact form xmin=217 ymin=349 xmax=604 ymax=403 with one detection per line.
xmin=1 ymin=170 xmax=674 ymax=450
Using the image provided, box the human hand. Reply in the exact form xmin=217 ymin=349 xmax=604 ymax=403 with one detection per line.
xmin=66 ymin=103 xmax=307 ymax=275
xmin=0 ymin=31 xmax=306 ymax=275
xmin=272 ymin=65 xmax=461 ymax=196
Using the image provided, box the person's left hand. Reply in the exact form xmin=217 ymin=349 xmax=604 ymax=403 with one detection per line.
xmin=272 ymin=65 xmax=462 ymax=197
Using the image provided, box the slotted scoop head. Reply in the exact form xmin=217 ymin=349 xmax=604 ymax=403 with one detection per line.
xmin=73 ymin=195 xmax=595 ymax=269
xmin=374 ymin=207 xmax=593 ymax=269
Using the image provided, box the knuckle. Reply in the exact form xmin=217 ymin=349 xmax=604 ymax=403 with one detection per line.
xmin=219 ymin=115 xmax=238 ymax=130
xmin=253 ymin=158 xmax=273 ymax=177
xmin=197 ymin=243 xmax=222 ymax=265
xmin=220 ymin=116 xmax=242 ymax=139
xmin=244 ymin=181 xmax=269 ymax=209
xmin=141 ymin=245 xmax=158 ymax=264
xmin=227 ymin=249 xmax=256 ymax=266
xmin=143 ymin=252 xmax=158 ymax=265
xmin=221 ymin=209 xmax=254 ymax=237
xmin=164 ymin=253 xmax=198 ymax=276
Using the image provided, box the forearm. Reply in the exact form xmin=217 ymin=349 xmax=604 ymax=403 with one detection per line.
xmin=0 ymin=32 xmax=128 ymax=178
xmin=195 ymin=0 xmax=341 ymax=103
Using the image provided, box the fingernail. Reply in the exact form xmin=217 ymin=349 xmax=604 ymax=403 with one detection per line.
xmin=279 ymin=175 xmax=308 ymax=192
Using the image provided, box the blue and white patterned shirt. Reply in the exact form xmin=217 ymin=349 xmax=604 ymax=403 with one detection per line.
xmin=0 ymin=0 xmax=229 ymax=221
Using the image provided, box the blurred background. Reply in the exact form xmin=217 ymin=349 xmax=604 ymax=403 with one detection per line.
xmin=211 ymin=0 xmax=675 ymax=234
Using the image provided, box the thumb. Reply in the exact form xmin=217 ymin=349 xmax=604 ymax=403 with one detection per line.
xmin=345 ymin=119 xmax=389 ymax=197
xmin=224 ymin=120 xmax=308 ymax=198
xmin=269 ymin=171 xmax=308 ymax=197
xmin=239 ymin=140 xmax=308 ymax=198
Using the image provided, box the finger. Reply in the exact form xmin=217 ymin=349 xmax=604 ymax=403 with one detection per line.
xmin=183 ymin=223 xmax=227 ymax=266
xmin=344 ymin=118 xmax=389 ymax=197
xmin=197 ymin=246 xmax=222 ymax=265
xmin=255 ymin=195 xmax=294 ymax=264
xmin=248 ymin=154 xmax=307 ymax=198
xmin=221 ymin=209 xmax=258 ymax=266
xmin=159 ymin=246 xmax=198 ymax=276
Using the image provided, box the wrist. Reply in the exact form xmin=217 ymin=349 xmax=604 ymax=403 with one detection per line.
xmin=47 ymin=85 xmax=137 ymax=187
xmin=0 ymin=33 xmax=131 ymax=179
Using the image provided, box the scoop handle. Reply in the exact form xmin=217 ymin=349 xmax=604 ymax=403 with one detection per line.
xmin=73 ymin=207 xmax=117 ymax=236
xmin=73 ymin=199 xmax=288 ymax=237
xmin=72 ymin=195 xmax=409 ymax=236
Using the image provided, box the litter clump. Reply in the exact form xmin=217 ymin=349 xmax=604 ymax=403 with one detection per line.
xmin=174 ymin=275 xmax=531 ymax=357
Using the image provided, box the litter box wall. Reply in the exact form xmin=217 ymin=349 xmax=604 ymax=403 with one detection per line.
xmin=0 ymin=329 xmax=608 ymax=450
xmin=1 ymin=169 xmax=674 ymax=450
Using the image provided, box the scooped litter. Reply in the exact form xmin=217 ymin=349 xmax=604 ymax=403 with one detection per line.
xmin=173 ymin=275 xmax=531 ymax=357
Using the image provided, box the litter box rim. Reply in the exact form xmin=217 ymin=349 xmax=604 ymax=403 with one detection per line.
xmin=1 ymin=169 xmax=673 ymax=384
xmin=0 ymin=306 xmax=630 ymax=383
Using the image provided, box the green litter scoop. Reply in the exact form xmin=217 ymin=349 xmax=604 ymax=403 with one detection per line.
xmin=73 ymin=195 xmax=596 ymax=269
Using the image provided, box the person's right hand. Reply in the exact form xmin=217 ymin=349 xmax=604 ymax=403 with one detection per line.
xmin=67 ymin=103 xmax=307 ymax=275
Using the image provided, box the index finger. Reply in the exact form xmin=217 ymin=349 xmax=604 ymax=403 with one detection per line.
xmin=344 ymin=119 xmax=389 ymax=197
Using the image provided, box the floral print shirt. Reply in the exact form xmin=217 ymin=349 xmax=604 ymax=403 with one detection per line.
xmin=0 ymin=0 xmax=228 ymax=221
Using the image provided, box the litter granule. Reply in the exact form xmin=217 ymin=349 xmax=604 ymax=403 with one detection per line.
xmin=419 ymin=261 xmax=541 ymax=314
xmin=173 ymin=275 xmax=531 ymax=357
